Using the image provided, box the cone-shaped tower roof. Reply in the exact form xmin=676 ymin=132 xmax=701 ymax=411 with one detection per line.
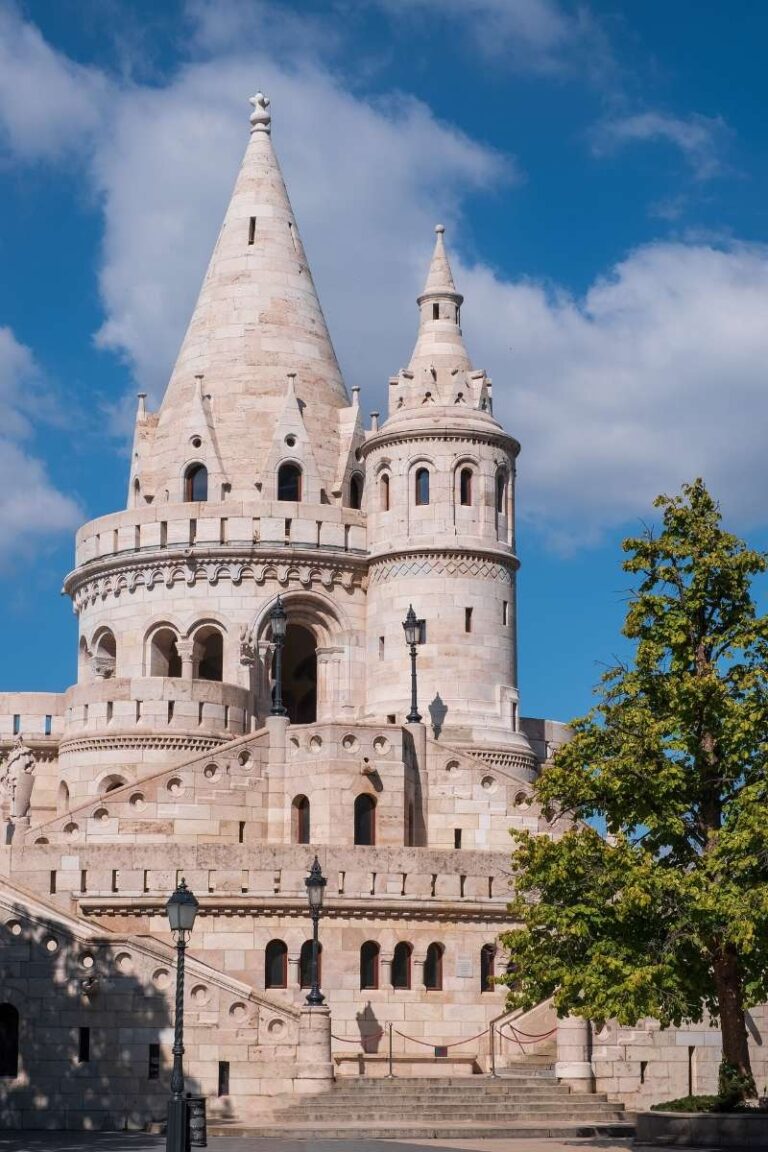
xmin=140 ymin=93 xmax=350 ymax=504
xmin=406 ymin=225 xmax=472 ymax=381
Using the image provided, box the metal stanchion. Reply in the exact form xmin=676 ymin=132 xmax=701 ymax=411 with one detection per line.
xmin=387 ymin=1022 xmax=394 ymax=1078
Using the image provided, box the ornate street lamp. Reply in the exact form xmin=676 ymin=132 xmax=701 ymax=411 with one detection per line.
xmin=402 ymin=604 xmax=424 ymax=724
xmin=270 ymin=595 xmax=288 ymax=717
xmin=304 ymin=855 xmax=327 ymax=1006
xmin=165 ymin=879 xmax=199 ymax=1152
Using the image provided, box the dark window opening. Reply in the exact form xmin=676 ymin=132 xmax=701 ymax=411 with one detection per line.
xmin=197 ymin=629 xmax=223 ymax=681
xmin=281 ymin=623 xmax=318 ymax=724
xmin=424 ymin=943 xmax=443 ymax=991
xmin=78 ymin=1027 xmax=90 ymax=1064
xmin=44 ymin=714 xmax=52 ymax=736
xmin=265 ymin=940 xmax=287 ymax=988
xmin=432 ymin=303 xmax=440 ymax=320
xmin=459 ymin=467 xmax=472 ymax=506
xmin=360 ymin=941 xmax=380 ymax=990
xmin=481 ymin=944 xmax=496 ymax=992
xmin=354 ymin=794 xmax=376 ymax=846
xmin=496 ymin=470 xmax=507 ymax=515
xmin=0 ymin=1004 xmax=19 ymax=1077
xmin=277 ymin=462 xmax=302 ymax=502
xmin=149 ymin=629 xmax=181 ymax=678
xmin=248 ymin=217 xmax=256 ymax=245
xmin=465 ymin=607 xmax=473 ymax=633
xmin=238 ymin=821 xmax=245 ymax=844
xmin=380 ymin=474 xmax=390 ymax=511
xmin=349 ymin=473 xmax=364 ymax=510
xmin=218 ymin=1060 xmax=230 ymax=1096
xmin=148 ymin=1043 xmax=160 ymax=1080
xmin=184 ymin=463 xmax=208 ymax=502
xmin=502 ymin=600 xmax=509 ymax=626
xmin=12 ymin=715 xmax=20 ymax=736
xmin=391 ymin=942 xmax=412 ymax=990
xmin=414 ymin=468 xmax=430 ymax=506
xmin=454 ymin=828 xmax=462 ymax=849
xmin=299 ymin=940 xmax=322 ymax=988
xmin=293 ymin=795 xmax=310 ymax=844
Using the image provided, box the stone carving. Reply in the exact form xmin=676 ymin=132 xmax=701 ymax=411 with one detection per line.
xmin=0 ymin=737 xmax=36 ymax=822
xmin=369 ymin=554 xmax=514 ymax=585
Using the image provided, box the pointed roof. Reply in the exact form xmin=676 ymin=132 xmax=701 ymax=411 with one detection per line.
xmin=142 ymin=93 xmax=350 ymax=502
xmin=421 ymin=224 xmax=458 ymax=296
xmin=406 ymin=224 xmax=472 ymax=381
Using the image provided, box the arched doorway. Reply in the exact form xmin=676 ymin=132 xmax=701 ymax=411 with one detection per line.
xmin=281 ymin=624 xmax=317 ymax=724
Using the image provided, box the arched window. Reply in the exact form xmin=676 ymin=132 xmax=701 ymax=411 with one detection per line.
xmin=277 ymin=463 xmax=302 ymax=502
xmin=149 ymin=628 xmax=182 ymax=677
xmin=380 ymin=474 xmax=390 ymax=512
xmin=184 ymin=463 xmax=208 ymax=502
xmin=495 ymin=469 xmax=507 ymax=516
xmin=92 ymin=629 xmax=117 ymax=678
xmin=459 ymin=468 xmax=473 ymax=507
xmin=349 ymin=473 xmax=364 ymax=510
xmin=414 ymin=468 xmax=430 ymax=506
xmin=299 ymin=940 xmax=322 ymax=988
xmin=265 ymin=940 xmax=288 ymax=989
xmin=424 ymin=942 xmax=444 ymax=991
xmin=360 ymin=941 xmax=380 ymax=990
xmin=354 ymin=794 xmax=376 ymax=846
xmin=98 ymin=775 xmax=127 ymax=795
xmin=196 ymin=627 xmax=223 ymax=682
xmin=57 ymin=781 xmax=70 ymax=815
xmin=0 ymin=1004 xmax=19 ymax=1077
xmin=481 ymin=944 xmax=496 ymax=992
xmin=292 ymin=795 xmax=310 ymax=844
xmin=391 ymin=942 xmax=412 ymax=990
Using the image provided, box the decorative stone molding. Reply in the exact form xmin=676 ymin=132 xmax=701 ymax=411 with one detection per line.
xmin=368 ymin=552 xmax=516 ymax=586
xmin=65 ymin=550 xmax=367 ymax=610
xmin=59 ymin=733 xmax=228 ymax=756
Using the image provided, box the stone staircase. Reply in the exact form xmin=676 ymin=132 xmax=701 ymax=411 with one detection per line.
xmin=211 ymin=1067 xmax=633 ymax=1139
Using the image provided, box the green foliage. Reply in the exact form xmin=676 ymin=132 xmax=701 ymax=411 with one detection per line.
xmin=650 ymin=1096 xmax=720 ymax=1113
xmin=718 ymin=1062 xmax=756 ymax=1107
xmin=500 ymin=480 xmax=768 ymax=1089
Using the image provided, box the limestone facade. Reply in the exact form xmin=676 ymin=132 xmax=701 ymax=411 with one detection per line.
xmin=1 ymin=93 xmax=759 ymax=1129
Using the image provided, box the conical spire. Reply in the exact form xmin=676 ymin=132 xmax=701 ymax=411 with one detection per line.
xmin=140 ymin=94 xmax=350 ymax=504
xmin=422 ymin=224 xmax=457 ymax=294
xmin=406 ymin=224 xmax=472 ymax=384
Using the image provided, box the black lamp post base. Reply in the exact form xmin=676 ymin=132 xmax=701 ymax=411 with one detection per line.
xmin=166 ymin=1096 xmax=188 ymax=1152
xmin=305 ymin=989 xmax=326 ymax=1006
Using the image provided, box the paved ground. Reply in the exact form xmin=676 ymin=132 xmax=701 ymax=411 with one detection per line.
xmin=0 ymin=1135 xmax=639 ymax=1152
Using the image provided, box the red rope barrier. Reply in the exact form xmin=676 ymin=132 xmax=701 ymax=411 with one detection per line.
xmin=500 ymin=1024 xmax=557 ymax=1042
xmin=394 ymin=1027 xmax=490 ymax=1049
xmin=331 ymin=1029 xmax=384 ymax=1044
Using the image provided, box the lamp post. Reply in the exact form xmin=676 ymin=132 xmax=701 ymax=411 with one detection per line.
xmin=304 ymin=856 xmax=327 ymax=1006
xmin=402 ymin=604 xmax=424 ymax=724
xmin=270 ymin=595 xmax=288 ymax=716
xmin=165 ymin=879 xmax=199 ymax=1152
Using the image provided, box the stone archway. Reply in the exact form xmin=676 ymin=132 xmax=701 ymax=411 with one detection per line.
xmin=282 ymin=624 xmax=317 ymax=724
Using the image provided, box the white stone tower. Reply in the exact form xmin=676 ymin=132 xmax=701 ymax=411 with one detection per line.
xmin=362 ymin=225 xmax=528 ymax=757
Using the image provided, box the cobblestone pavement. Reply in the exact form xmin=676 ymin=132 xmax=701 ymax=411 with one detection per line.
xmin=0 ymin=1134 xmax=639 ymax=1152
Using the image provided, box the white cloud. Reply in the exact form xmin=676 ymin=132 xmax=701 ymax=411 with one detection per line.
xmin=591 ymin=111 xmax=729 ymax=180
xmin=0 ymin=3 xmax=107 ymax=161
xmin=456 ymin=240 xmax=768 ymax=547
xmin=378 ymin=0 xmax=612 ymax=78
xmin=0 ymin=328 xmax=82 ymax=559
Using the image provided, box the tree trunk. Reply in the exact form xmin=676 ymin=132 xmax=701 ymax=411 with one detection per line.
xmin=712 ymin=942 xmax=754 ymax=1097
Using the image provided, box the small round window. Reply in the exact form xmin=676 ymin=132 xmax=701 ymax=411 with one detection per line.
xmin=190 ymin=436 xmax=202 ymax=449
xmin=285 ymin=435 xmax=296 ymax=448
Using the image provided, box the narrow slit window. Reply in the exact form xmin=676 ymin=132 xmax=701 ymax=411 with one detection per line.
xmin=424 ymin=943 xmax=443 ymax=991
xmin=459 ymin=468 xmax=472 ymax=506
xmin=414 ymin=468 xmax=430 ymax=506
xmin=218 ymin=1060 xmax=230 ymax=1097
xmin=248 ymin=217 xmax=256 ymax=245
xmin=454 ymin=828 xmax=462 ymax=849
xmin=502 ymin=600 xmax=509 ymax=626
xmin=44 ymin=714 xmax=52 ymax=736
xmin=378 ymin=636 xmax=385 ymax=661
xmin=380 ymin=473 xmax=390 ymax=511
xmin=360 ymin=941 xmax=380 ymax=990
xmin=391 ymin=942 xmax=412 ymax=990
xmin=78 ymin=1027 xmax=90 ymax=1064
xmin=465 ymin=607 xmax=473 ymax=633
xmin=148 ymin=1043 xmax=160 ymax=1080
xmin=432 ymin=303 xmax=440 ymax=320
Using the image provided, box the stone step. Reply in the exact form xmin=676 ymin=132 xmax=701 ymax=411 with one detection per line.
xmin=323 ymin=1079 xmax=560 ymax=1093
xmin=209 ymin=1120 xmax=634 ymax=1140
xmin=279 ymin=1092 xmax=616 ymax=1109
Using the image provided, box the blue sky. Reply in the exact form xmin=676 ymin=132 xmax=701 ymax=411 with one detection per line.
xmin=2 ymin=0 xmax=768 ymax=722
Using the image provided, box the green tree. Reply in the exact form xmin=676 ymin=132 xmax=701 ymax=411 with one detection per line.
xmin=501 ymin=479 xmax=768 ymax=1099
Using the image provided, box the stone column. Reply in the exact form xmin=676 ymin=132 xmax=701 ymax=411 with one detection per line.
xmin=295 ymin=1004 xmax=333 ymax=1095
xmin=176 ymin=639 xmax=196 ymax=681
xmin=288 ymin=953 xmax=301 ymax=990
xmin=555 ymin=1015 xmax=594 ymax=1093
xmin=266 ymin=715 xmax=290 ymax=841
xmin=380 ymin=954 xmax=393 ymax=990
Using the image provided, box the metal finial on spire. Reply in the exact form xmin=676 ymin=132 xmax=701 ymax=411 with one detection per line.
xmin=249 ymin=92 xmax=271 ymax=134
xmin=435 ymin=224 xmax=445 ymax=234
